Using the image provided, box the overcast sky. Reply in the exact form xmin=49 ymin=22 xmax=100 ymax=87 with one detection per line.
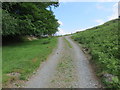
xmin=53 ymin=1 xmax=118 ymax=35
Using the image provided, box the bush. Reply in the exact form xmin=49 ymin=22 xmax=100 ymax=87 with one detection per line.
xmin=41 ymin=39 xmax=50 ymax=44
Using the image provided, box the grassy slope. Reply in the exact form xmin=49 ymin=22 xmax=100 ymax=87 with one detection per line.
xmin=72 ymin=19 xmax=120 ymax=88
xmin=2 ymin=37 xmax=57 ymax=84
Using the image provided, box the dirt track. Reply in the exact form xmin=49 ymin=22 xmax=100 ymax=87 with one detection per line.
xmin=25 ymin=36 xmax=102 ymax=88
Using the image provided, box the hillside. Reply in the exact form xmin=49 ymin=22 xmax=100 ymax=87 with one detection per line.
xmin=72 ymin=19 xmax=120 ymax=88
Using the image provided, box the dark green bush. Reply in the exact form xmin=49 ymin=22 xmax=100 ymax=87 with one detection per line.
xmin=41 ymin=39 xmax=50 ymax=44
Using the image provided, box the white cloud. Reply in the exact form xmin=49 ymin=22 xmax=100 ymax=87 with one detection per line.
xmin=119 ymin=2 xmax=120 ymax=16
xmin=95 ymin=2 xmax=118 ymax=25
xmin=74 ymin=29 xmax=86 ymax=33
xmin=57 ymin=28 xmax=74 ymax=35
xmin=56 ymin=21 xmax=65 ymax=35
xmin=96 ymin=4 xmax=110 ymax=11
xmin=96 ymin=2 xmax=118 ymax=21
xmin=108 ymin=2 xmax=118 ymax=20
xmin=57 ymin=20 xmax=63 ymax=26
xmin=74 ymin=25 xmax=95 ymax=33
xmin=56 ymin=28 xmax=66 ymax=35
xmin=95 ymin=19 xmax=105 ymax=25
xmin=96 ymin=4 xmax=104 ymax=10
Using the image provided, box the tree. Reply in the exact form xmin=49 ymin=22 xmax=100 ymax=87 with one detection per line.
xmin=2 ymin=2 xmax=59 ymax=37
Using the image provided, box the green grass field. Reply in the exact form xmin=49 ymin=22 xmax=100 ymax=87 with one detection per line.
xmin=2 ymin=37 xmax=57 ymax=84
xmin=72 ymin=19 xmax=120 ymax=88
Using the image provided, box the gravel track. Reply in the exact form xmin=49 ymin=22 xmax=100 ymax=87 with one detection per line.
xmin=25 ymin=37 xmax=64 ymax=88
xmin=25 ymin=36 xmax=102 ymax=88
xmin=65 ymin=36 xmax=102 ymax=88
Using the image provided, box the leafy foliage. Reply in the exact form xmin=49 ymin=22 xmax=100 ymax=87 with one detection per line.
xmin=2 ymin=2 xmax=59 ymax=37
xmin=2 ymin=10 xmax=19 ymax=36
xmin=72 ymin=19 xmax=120 ymax=88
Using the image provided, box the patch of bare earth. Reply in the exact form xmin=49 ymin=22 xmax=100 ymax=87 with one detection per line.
xmin=3 ymin=72 xmax=24 ymax=88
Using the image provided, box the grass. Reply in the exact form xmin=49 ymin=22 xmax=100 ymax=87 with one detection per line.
xmin=64 ymin=37 xmax=72 ymax=48
xmin=72 ymin=19 xmax=120 ymax=88
xmin=57 ymin=56 xmax=74 ymax=82
xmin=56 ymin=39 xmax=74 ymax=84
xmin=49 ymin=39 xmax=75 ymax=88
xmin=2 ymin=37 xmax=58 ymax=85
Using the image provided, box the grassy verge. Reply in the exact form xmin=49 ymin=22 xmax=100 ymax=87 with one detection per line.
xmin=72 ymin=19 xmax=120 ymax=88
xmin=50 ymin=38 xmax=76 ymax=88
xmin=64 ymin=37 xmax=72 ymax=48
xmin=2 ymin=37 xmax=58 ymax=85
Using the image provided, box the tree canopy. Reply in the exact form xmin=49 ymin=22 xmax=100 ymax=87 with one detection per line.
xmin=2 ymin=2 xmax=60 ymax=37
